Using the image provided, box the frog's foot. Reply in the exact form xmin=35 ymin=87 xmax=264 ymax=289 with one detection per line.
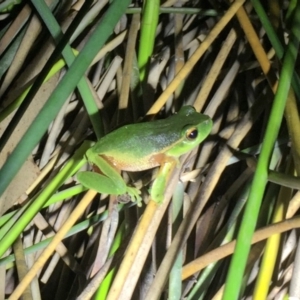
xmin=126 ymin=187 xmax=142 ymax=207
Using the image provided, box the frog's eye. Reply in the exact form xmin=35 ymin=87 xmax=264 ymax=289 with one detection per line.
xmin=186 ymin=127 xmax=198 ymax=140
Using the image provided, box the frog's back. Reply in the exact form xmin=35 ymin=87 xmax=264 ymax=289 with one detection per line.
xmin=93 ymin=119 xmax=181 ymax=159
xmin=91 ymin=106 xmax=210 ymax=171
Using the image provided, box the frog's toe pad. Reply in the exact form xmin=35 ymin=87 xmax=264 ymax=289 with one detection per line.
xmin=126 ymin=187 xmax=142 ymax=207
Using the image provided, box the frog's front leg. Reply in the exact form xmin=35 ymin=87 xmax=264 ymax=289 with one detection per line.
xmin=77 ymin=149 xmax=142 ymax=205
xmin=150 ymin=160 xmax=177 ymax=203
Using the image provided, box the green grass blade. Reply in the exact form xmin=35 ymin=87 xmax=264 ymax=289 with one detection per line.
xmin=251 ymin=0 xmax=300 ymax=99
xmin=0 ymin=141 xmax=91 ymax=257
xmin=31 ymin=0 xmax=103 ymax=139
xmin=223 ymin=4 xmax=300 ymax=299
xmin=0 ymin=0 xmax=131 ymax=199
xmin=138 ymin=0 xmax=160 ymax=81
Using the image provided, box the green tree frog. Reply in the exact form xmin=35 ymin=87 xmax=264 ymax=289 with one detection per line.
xmin=77 ymin=106 xmax=212 ymax=206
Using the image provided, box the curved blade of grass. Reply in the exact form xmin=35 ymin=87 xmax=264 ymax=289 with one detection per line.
xmin=0 ymin=0 xmax=131 ymax=199
xmin=222 ymin=4 xmax=300 ymax=300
